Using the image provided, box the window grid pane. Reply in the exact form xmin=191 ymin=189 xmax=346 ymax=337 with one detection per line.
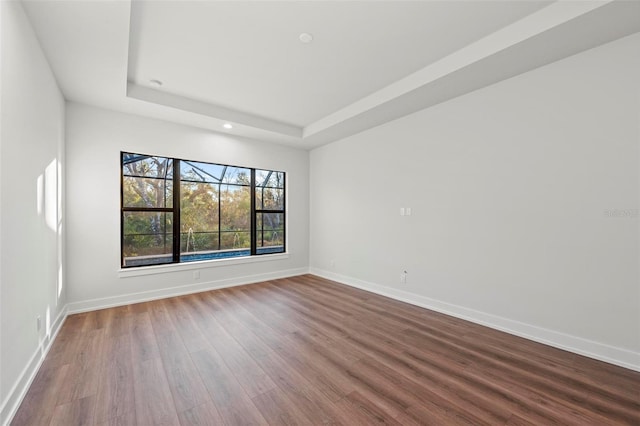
xmin=122 ymin=152 xmax=285 ymax=267
xmin=122 ymin=211 xmax=173 ymax=267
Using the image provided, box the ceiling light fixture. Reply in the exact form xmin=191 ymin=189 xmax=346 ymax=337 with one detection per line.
xmin=149 ymin=79 xmax=163 ymax=87
xmin=223 ymin=123 xmax=233 ymax=129
xmin=299 ymin=33 xmax=313 ymax=44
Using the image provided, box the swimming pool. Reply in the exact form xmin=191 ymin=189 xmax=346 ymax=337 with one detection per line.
xmin=181 ymin=246 xmax=282 ymax=262
xmin=124 ymin=246 xmax=283 ymax=267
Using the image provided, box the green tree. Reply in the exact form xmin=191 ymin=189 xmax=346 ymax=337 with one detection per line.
xmin=122 ymin=155 xmax=172 ymax=257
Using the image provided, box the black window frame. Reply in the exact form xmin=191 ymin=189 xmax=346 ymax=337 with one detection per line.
xmin=121 ymin=151 xmax=286 ymax=268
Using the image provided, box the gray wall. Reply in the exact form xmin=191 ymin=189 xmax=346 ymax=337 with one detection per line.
xmin=310 ymin=33 xmax=640 ymax=369
xmin=1 ymin=1 xmax=66 ymax=422
xmin=64 ymin=103 xmax=309 ymax=311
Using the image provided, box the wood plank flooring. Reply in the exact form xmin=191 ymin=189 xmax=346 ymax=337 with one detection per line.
xmin=12 ymin=274 xmax=640 ymax=425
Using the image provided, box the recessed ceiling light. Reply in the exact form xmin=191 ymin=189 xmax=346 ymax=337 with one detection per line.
xmin=149 ymin=79 xmax=163 ymax=87
xmin=223 ymin=123 xmax=233 ymax=129
xmin=299 ymin=33 xmax=313 ymax=44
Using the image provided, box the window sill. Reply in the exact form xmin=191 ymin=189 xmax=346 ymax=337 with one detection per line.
xmin=118 ymin=252 xmax=289 ymax=278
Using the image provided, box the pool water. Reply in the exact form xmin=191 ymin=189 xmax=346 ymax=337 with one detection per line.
xmin=182 ymin=246 xmax=282 ymax=262
xmin=124 ymin=246 xmax=283 ymax=267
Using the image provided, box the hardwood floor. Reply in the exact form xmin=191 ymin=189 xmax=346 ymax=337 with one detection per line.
xmin=12 ymin=274 xmax=640 ymax=425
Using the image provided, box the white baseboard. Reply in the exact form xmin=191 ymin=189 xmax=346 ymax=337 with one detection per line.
xmin=309 ymin=268 xmax=640 ymax=372
xmin=67 ymin=267 xmax=309 ymax=314
xmin=1 ymin=306 xmax=68 ymax=426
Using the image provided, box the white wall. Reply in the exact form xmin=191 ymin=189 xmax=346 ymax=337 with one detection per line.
xmin=0 ymin=1 xmax=66 ymax=423
xmin=310 ymin=33 xmax=640 ymax=370
xmin=65 ymin=103 xmax=309 ymax=310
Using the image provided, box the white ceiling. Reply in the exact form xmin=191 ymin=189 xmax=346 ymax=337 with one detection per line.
xmin=128 ymin=0 xmax=551 ymax=127
xmin=22 ymin=0 xmax=640 ymax=149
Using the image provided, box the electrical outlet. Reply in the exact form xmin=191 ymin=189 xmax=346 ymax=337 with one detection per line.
xmin=36 ymin=316 xmax=41 ymax=331
xmin=330 ymin=259 xmax=335 ymax=269
xmin=193 ymin=270 xmax=200 ymax=280
xmin=400 ymin=270 xmax=408 ymax=284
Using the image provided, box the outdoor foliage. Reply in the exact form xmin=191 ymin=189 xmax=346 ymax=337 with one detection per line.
xmin=122 ymin=155 xmax=173 ymax=259
xmin=122 ymin=154 xmax=284 ymax=265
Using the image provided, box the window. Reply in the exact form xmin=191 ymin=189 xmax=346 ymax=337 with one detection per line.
xmin=121 ymin=152 xmax=285 ymax=267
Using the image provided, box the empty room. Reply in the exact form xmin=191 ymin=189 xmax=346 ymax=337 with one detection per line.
xmin=1 ymin=0 xmax=639 ymax=424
